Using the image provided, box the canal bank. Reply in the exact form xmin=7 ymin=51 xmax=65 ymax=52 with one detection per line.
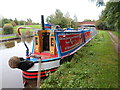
xmin=0 ymin=34 xmax=33 ymax=42
xmin=0 ymin=34 xmax=18 ymax=42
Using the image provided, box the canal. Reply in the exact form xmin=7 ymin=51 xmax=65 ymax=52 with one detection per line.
xmin=0 ymin=37 xmax=33 ymax=88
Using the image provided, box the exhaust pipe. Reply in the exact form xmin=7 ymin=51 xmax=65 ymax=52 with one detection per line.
xmin=41 ymin=15 xmax=45 ymax=30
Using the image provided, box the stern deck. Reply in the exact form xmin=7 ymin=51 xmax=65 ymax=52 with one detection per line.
xmin=31 ymin=52 xmax=58 ymax=62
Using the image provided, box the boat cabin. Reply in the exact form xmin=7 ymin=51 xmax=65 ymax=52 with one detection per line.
xmin=34 ymin=30 xmax=56 ymax=55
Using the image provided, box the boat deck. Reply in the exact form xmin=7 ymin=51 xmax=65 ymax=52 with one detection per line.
xmin=33 ymin=51 xmax=58 ymax=60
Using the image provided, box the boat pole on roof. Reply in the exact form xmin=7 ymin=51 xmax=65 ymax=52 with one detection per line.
xmin=41 ymin=15 xmax=45 ymax=30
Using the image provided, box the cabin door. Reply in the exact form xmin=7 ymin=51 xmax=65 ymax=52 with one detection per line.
xmin=42 ymin=32 xmax=50 ymax=51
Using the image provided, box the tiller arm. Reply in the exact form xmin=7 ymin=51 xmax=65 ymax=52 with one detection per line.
xmin=17 ymin=27 xmax=32 ymax=56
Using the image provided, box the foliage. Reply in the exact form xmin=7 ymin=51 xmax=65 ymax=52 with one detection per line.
xmin=3 ymin=23 xmax=14 ymax=34
xmin=96 ymin=1 xmax=120 ymax=32
xmin=0 ymin=18 xmax=39 ymax=28
xmin=73 ymin=15 xmax=78 ymax=29
xmin=41 ymin=30 xmax=118 ymax=88
xmin=83 ymin=19 xmax=92 ymax=22
xmin=46 ymin=9 xmax=76 ymax=28
xmin=89 ymin=0 xmax=105 ymax=7
xmin=2 ymin=18 xmax=11 ymax=26
xmin=19 ymin=20 xmax=25 ymax=25
xmin=0 ymin=25 xmax=40 ymax=39
xmin=0 ymin=19 xmax=2 ymax=27
xmin=96 ymin=20 xmax=108 ymax=30
xmin=96 ymin=0 xmax=105 ymax=7
xmin=14 ymin=18 xmax=19 ymax=25
xmin=27 ymin=18 xmax=32 ymax=25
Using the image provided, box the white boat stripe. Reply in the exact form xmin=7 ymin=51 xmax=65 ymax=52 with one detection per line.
xmin=27 ymin=59 xmax=60 ymax=71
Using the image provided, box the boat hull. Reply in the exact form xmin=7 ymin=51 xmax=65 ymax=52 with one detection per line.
xmin=22 ymin=59 xmax=60 ymax=79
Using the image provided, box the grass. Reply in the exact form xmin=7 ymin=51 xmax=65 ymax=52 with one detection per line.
xmin=13 ymin=25 xmax=41 ymax=33
xmin=40 ymin=30 xmax=118 ymax=88
xmin=0 ymin=25 xmax=41 ymax=35
xmin=111 ymin=31 xmax=120 ymax=39
xmin=0 ymin=35 xmax=17 ymax=39
xmin=0 ymin=25 xmax=41 ymax=39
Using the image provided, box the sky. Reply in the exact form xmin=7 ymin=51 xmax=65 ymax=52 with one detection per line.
xmin=0 ymin=0 xmax=110 ymax=23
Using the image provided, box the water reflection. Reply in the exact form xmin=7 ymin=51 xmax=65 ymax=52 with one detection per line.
xmin=0 ymin=37 xmax=33 ymax=49
xmin=1 ymin=37 xmax=33 ymax=88
xmin=16 ymin=39 xmax=21 ymax=43
xmin=25 ymin=37 xmax=33 ymax=43
xmin=4 ymin=41 xmax=15 ymax=48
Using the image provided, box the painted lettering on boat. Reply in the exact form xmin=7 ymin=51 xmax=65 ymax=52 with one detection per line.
xmin=58 ymin=33 xmax=83 ymax=53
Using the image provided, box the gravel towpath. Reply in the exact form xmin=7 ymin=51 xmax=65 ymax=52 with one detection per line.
xmin=108 ymin=31 xmax=120 ymax=54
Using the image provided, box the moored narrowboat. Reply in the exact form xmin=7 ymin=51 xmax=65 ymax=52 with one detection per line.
xmin=9 ymin=15 xmax=97 ymax=81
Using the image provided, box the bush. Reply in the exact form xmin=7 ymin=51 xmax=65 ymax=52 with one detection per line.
xmin=10 ymin=21 xmax=16 ymax=27
xmin=3 ymin=23 xmax=14 ymax=34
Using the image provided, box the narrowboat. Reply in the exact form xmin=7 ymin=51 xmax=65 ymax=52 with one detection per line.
xmin=9 ymin=15 xmax=97 ymax=81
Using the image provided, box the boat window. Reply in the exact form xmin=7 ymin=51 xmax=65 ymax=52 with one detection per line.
xmin=51 ymin=38 xmax=54 ymax=46
xmin=35 ymin=37 xmax=38 ymax=45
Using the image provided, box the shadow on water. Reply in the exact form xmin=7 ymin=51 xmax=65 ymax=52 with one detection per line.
xmin=16 ymin=39 xmax=21 ymax=43
xmin=0 ymin=37 xmax=33 ymax=88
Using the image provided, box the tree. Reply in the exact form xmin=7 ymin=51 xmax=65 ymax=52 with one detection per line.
xmin=14 ymin=18 xmax=19 ymax=25
xmin=64 ymin=12 xmax=72 ymax=28
xmin=27 ymin=18 xmax=32 ymax=25
xmin=97 ymin=1 xmax=120 ymax=31
xmin=89 ymin=0 xmax=105 ymax=7
xmin=83 ymin=19 xmax=91 ymax=22
xmin=46 ymin=9 xmax=76 ymax=28
xmin=73 ymin=15 xmax=78 ymax=29
xmin=96 ymin=0 xmax=105 ymax=7
xmin=2 ymin=18 xmax=10 ymax=25
xmin=0 ymin=19 xmax=2 ymax=27
xmin=96 ymin=19 xmax=108 ymax=30
xmin=19 ymin=20 xmax=25 ymax=25
xmin=3 ymin=23 xmax=14 ymax=34
xmin=1 ymin=17 xmax=39 ymax=27
xmin=46 ymin=9 xmax=64 ymax=27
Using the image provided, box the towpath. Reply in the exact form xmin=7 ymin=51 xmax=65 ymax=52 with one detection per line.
xmin=108 ymin=31 xmax=120 ymax=54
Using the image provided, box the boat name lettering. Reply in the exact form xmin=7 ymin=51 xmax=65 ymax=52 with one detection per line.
xmin=59 ymin=35 xmax=79 ymax=40
xmin=65 ymin=42 xmax=80 ymax=50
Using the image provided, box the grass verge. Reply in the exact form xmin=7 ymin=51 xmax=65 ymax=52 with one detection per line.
xmin=13 ymin=25 xmax=41 ymax=33
xmin=0 ymin=25 xmax=40 ymax=39
xmin=0 ymin=35 xmax=17 ymax=39
xmin=40 ymin=30 xmax=118 ymax=88
xmin=111 ymin=31 xmax=120 ymax=39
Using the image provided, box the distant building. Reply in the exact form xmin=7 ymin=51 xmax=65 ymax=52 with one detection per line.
xmin=77 ymin=21 xmax=96 ymax=29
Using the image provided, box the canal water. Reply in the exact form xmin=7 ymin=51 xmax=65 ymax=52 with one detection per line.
xmin=0 ymin=38 xmax=33 ymax=88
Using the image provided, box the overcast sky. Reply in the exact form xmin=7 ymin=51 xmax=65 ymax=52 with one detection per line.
xmin=0 ymin=0 xmax=109 ymax=23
